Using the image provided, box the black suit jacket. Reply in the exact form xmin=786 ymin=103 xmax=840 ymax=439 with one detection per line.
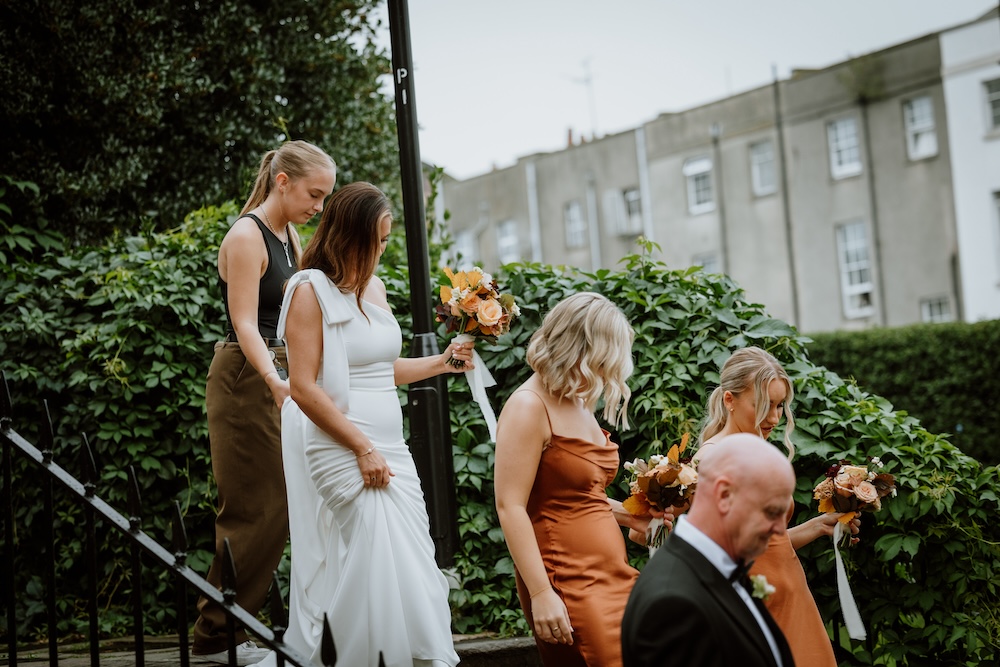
xmin=621 ymin=532 xmax=796 ymax=667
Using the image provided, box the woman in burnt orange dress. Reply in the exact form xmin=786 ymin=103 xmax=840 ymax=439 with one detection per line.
xmin=495 ymin=292 xmax=661 ymax=667
xmin=696 ymin=346 xmax=860 ymax=667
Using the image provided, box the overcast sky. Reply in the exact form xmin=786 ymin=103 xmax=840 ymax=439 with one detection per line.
xmin=374 ymin=1 xmax=997 ymax=180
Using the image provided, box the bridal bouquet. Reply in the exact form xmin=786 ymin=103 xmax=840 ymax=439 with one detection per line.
xmin=435 ymin=267 xmax=519 ymax=442
xmin=622 ymin=433 xmax=698 ymax=548
xmin=813 ymin=455 xmax=896 ymax=641
xmin=436 ymin=266 xmax=519 ymax=368
xmin=812 ymin=456 xmax=896 ymax=524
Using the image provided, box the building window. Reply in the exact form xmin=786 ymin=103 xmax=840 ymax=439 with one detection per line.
xmin=623 ymin=188 xmax=643 ymax=234
xmin=827 ymin=117 xmax=862 ymax=179
xmin=986 ymin=79 xmax=1000 ymax=131
xmin=602 ymin=188 xmax=643 ymax=236
xmin=920 ymin=296 xmax=953 ymax=323
xmin=563 ymin=200 xmax=587 ymax=248
xmin=496 ymin=220 xmax=519 ymax=265
xmin=692 ymin=252 xmax=720 ymax=274
xmin=994 ymin=192 xmax=1000 ymax=277
xmin=683 ymin=157 xmax=715 ymax=214
xmin=836 ymin=220 xmax=875 ymax=319
xmin=903 ymin=96 xmax=938 ymax=160
xmin=749 ymin=140 xmax=777 ymax=196
xmin=450 ymin=230 xmax=477 ymax=270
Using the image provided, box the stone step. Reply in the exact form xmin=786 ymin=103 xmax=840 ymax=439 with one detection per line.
xmin=1 ymin=635 xmax=542 ymax=667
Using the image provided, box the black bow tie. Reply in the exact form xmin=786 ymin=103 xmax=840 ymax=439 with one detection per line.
xmin=729 ymin=559 xmax=755 ymax=593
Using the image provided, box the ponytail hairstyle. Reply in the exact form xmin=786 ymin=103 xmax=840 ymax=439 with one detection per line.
xmin=526 ymin=292 xmax=634 ymax=429
xmin=301 ymin=182 xmax=391 ymax=317
xmin=241 ymin=140 xmax=336 ymax=266
xmin=698 ymin=346 xmax=796 ymax=460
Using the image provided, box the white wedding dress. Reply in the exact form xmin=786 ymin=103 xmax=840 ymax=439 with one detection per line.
xmin=259 ymin=270 xmax=459 ymax=667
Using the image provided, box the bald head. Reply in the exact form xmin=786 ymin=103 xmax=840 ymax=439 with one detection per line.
xmin=688 ymin=433 xmax=796 ymax=562
xmin=696 ymin=433 xmax=795 ymax=489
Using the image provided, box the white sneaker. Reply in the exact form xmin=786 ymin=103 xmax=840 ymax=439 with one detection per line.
xmin=195 ymin=640 xmax=272 ymax=665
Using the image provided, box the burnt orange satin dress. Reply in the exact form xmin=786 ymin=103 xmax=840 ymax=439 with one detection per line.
xmin=750 ymin=514 xmax=838 ymax=667
xmin=514 ymin=430 xmax=639 ymax=667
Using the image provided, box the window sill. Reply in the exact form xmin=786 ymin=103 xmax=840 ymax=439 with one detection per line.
xmin=831 ymin=168 xmax=863 ymax=181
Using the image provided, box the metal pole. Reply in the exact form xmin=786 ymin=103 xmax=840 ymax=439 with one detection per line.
xmin=386 ymin=0 xmax=458 ymax=566
xmin=710 ymin=123 xmax=729 ymax=275
xmin=771 ymin=65 xmax=801 ymax=328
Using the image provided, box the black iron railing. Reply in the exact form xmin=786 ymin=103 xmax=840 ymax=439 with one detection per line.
xmin=0 ymin=370 xmax=381 ymax=667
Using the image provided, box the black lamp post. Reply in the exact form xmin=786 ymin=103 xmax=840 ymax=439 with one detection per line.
xmin=386 ymin=0 xmax=459 ymax=567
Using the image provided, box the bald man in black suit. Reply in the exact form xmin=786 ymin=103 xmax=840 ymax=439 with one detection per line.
xmin=621 ymin=434 xmax=797 ymax=667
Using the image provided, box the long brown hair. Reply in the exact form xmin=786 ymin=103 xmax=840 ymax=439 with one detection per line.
xmin=301 ymin=182 xmax=391 ymax=314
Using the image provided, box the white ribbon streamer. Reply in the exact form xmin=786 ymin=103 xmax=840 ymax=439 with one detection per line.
xmin=454 ymin=333 xmax=498 ymax=442
xmin=834 ymin=521 xmax=867 ymax=640
xmin=646 ymin=517 xmax=664 ymax=558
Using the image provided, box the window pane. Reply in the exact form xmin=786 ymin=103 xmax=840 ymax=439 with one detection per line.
xmin=563 ymin=201 xmax=586 ymax=248
xmin=904 ymin=96 xmax=937 ymax=159
xmin=750 ymin=141 xmax=776 ymax=195
xmin=987 ymin=80 xmax=1000 ymax=129
xmin=836 ymin=220 xmax=875 ymax=317
xmin=497 ymin=220 xmax=519 ymax=264
xmin=828 ymin=118 xmax=862 ymax=178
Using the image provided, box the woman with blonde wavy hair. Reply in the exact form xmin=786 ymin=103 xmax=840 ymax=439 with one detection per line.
xmin=696 ymin=346 xmax=859 ymax=667
xmin=495 ymin=292 xmax=657 ymax=667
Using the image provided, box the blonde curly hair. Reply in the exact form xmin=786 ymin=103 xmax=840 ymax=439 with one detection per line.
xmin=526 ymin=292 xmax=634 ymax=429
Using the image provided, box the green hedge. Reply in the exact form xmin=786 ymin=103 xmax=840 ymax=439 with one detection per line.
xmin=3 ymin=214 xmax=999 ymax=665
xmin=807 ymin=321 xmax=1000 ymax=466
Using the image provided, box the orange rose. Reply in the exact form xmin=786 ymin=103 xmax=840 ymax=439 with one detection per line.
xmin=460 ymin=291 xmax=482 ymax=316
xmin=478 ymin=298 xmax=503 ymax=326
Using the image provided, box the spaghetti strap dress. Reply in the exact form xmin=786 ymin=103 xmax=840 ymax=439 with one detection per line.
xmin=512 ymin=395 xmax=639 ymax=666
xmin=750 ymin=509 xmax=838 ymax=667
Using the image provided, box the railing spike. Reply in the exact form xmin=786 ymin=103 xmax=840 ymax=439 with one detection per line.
xmin=378 ymin=651 xmax=386 ymax=667
xmin=0 ymin=370 xmax=12 ymax=430
xmin=40 ymin=399 xmax=54 ymax=464
xmin=80 ymin=433 xmax=97 ymax=498
xmin=269 ymin=571 xmax=287 ymax=636
xmin=171 ymin=501 xmax=188 ymax=564
xmin=320 ymin=613 xmax=337 ymax=666
xmin=221 ymin=537 xmax=237 ymax=605
xmin=126 ymin=465 xmax=141 ymax=532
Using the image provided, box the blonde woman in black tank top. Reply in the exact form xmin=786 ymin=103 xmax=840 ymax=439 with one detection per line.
xmin=192 ymin=141 xmax=336 ymax=666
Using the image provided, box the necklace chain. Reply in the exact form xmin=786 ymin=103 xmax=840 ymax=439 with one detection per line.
xmin=261 ymin=207 xmax=292 ymax=268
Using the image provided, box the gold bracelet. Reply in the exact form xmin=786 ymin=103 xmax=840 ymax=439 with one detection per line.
xmin=357 ymin=445 xmax=376 ymax=458
xmin=529 ymin=587 xmax=551 ymax=600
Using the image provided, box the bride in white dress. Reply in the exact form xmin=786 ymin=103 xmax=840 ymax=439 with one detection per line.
xmin=260 ymin=182 xmax=471 ymax=667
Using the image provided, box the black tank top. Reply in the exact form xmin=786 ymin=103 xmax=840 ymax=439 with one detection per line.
xmin=220 ymin=213 xmax=297 ymax=339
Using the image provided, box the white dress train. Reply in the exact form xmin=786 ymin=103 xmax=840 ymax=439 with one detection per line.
xmin=259 ymin=270 xmax=459 ymax=667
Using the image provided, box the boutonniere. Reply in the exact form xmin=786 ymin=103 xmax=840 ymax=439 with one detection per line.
xmin=750 ymin=574 xmax=775 ymax=602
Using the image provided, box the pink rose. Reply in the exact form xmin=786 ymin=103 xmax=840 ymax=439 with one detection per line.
xmin=676 ymin=465 xmax=698 ymax=487
xmin=477 ymin=298 xmax=503 ymax=326
xmin=835 ymin=465 xmax=869 ymax=492
xmin=854 ymin=481 xmax=879 ymax=504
